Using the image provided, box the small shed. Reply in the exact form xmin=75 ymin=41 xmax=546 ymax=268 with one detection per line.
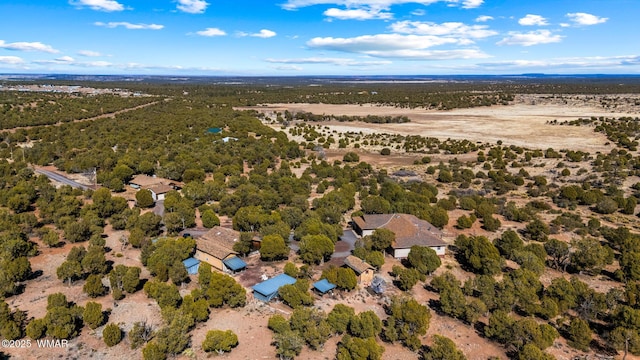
xmin=222 ymin=256 xmax=247 ymax=273
xmin=344 ymin=255 xmax=375 ymax=287
xmin=313 ymin=279 xmax=336 ymax=295
xmin=252 ymin=274 xmax=297 ymax=302
xmin=182 ymin=257 xmax=201 ymax=275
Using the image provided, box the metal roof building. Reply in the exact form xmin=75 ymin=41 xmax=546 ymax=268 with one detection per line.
xmin=252 ymin=274 xmax=297 ymax=302
xmin=182 ymin=257 xmax=201 ymax=275
xmin=223 ymin=256 xmax=247 ymax=272
xmin=313 ymin=279 xmax=336 ymax=295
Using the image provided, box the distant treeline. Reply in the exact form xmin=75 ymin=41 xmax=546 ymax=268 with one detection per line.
xmin=554 ymin=116 xmax=640 ymax=151
xmin=0 ymin=91 xmax=156 ymax=129
xmin=291 ymin=111 xmax=410 ymax=124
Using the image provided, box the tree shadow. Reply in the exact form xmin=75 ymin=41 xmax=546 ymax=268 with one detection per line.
xmin=427 ymin=298 xmax=444 ymax=315
xmin=29 ymin=269 xmax=44 ymax=280
xmin=105 ymin=260 xmax=115 ymax=274
xmin=138 ymin=278 xmax=149 ymax=291
xmin=589 ymin=338 xmax=618 ymax=357
xmin=473 ymin=321 xmax=487 ymax=338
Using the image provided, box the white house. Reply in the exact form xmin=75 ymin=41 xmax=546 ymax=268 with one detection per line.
xmin=147 ymin=184 xmax=173 ymax=201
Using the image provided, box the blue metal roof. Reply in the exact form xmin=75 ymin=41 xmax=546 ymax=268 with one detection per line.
xmin=223 ymin=256 xmax=247 ymax=271
xmin=313 ymin=279 xmax=336 ymax=294
xmin=183 ymin=257 xmax=200 ymax=267
xmin=182 ymin=257 xmax=201 ymax=275
xmin=252 ymin=274 xmax=296 ymax=297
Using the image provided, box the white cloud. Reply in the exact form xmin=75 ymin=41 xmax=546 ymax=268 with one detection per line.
xmin=309 ymin=34 xmax=457 ymax=51
xmin=411 ymin=9 xmax=425 ymax=16
xmin=390 ymin=20 xmax=497 ymax=38
xmin=0 ymin=40 xmax=59 ymax=53
xmin=94 ymin=22 xmax=164 ymax=30
xmin=324 ymin=7 xmax=393 ymax=20
xmin=195 ymin=28 xmax=227 ymax=37
xmin=461 ymin=0 xmax=483 ymax=9
xmin=497 ymin=30 xmax=562 ymax=46
xmin=69 ymin=0 xmax=125 ymax=12
xmin=265 ymin=57 xmax=392 ymax=66
xmin=273 ymin=65 xmax=304 ymax=71
xmin=307 ymin=34 xmax=489 ymax=59
xmin=559 ymin=23 xmax=570 ymax=28
xmin=238 ymin=29 xmax=277 ymax=38
xmin=78 ymin=50 xmax=102 ymax=57
xmin=475 ymin=15 xmax=493 ymax=22
xmin=0 ymin=56 xmax=24 ymax=65
xmin=566 ymin=12 xmax=608 ymax=26
xmin=478 ymin=55 xmax=640 ymax=70
xmin=33 ymin=56 xmax=76 ymax=65
xmin=365 ymin=48 xmax=488 ymax=59
xmin=176 ymin=0 xmax=209 ymax=14
xmin=56 ymin=56 xmax=75 ymax=63
xmin=83 ymin=61 xmax=113 ymax=67
xmin=282 ymin=0 xmax=483 ymax=11
xmin=518 ymin=14 xmax=548 ymax=26
xmin=252 ymin=29 xmax=277 ymax=38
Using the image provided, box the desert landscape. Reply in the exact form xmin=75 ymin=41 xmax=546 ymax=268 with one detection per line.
xmin=3 ymin=0 xmax=640 ymax=359
xmin=243 ymin=93 xmax=640 ymax=152
xmin=1 ymin=79 xmax=640 ymax=360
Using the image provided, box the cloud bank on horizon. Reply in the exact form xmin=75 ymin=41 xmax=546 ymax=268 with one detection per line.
xmin=0 ymin=0 xmax=636 ymax=75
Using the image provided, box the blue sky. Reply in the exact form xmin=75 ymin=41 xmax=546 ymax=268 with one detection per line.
xmin=0 ymin=0 xmax=638 ymax=75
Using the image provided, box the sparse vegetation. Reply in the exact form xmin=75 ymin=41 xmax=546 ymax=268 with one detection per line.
xmin=2 ymin=79 xmax=640 ymax=360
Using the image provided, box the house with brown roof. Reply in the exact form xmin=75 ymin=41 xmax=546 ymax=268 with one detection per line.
xmin=194 ymin=226 xmax=247 ymax=273
xmin=147 ymin=184 xmax=174 ymax=201
xmin=129 ymin=174 xmax=184 ymax=201
xmin=352 ymin=213 xmax=447 ymax=258
xmin=344 ymin=255 xmax=375 ymax=286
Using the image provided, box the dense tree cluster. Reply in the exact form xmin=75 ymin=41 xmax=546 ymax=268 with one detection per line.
xmin=141 ymin=237 xmax=194 ymax=284
xmin=0 ymin=91 xmax=155 ymax=129
xmin=383 ymin=296 xmax=431 ymax=350
xmin=26 ymin=293 xmax=85 ymax=340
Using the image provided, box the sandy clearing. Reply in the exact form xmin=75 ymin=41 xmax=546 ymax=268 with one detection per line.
xmin=243 ymin=102 xmax=636 ymax=152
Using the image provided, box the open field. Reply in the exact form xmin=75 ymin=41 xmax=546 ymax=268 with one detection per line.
xmin=251 ymin=103 xmax=613 ymax=152
xmin=242 ymin=94 xmax=640 ymax=152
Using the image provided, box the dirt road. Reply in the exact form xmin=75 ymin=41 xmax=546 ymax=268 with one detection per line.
xmin=3 ymin=99 xmax=165 ymax=133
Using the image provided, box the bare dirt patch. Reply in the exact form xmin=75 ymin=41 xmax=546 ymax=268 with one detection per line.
xmin=243 ymin=96 xmax=638 ymax=152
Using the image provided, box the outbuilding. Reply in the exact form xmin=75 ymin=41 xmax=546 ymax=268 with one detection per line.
xmin=182 ymin=257 xmax=201 ymax=275
xmin=252 ymin=274 xmax=297 ymax=302
xmin=313 ymin=279 xmax=336 ymax=295
xmin=344 ymin=255 xmax=375 ymax=287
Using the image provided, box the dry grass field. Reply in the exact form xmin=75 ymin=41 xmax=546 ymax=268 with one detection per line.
xmin=243 ymin=94 xmax=640 ymax=153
